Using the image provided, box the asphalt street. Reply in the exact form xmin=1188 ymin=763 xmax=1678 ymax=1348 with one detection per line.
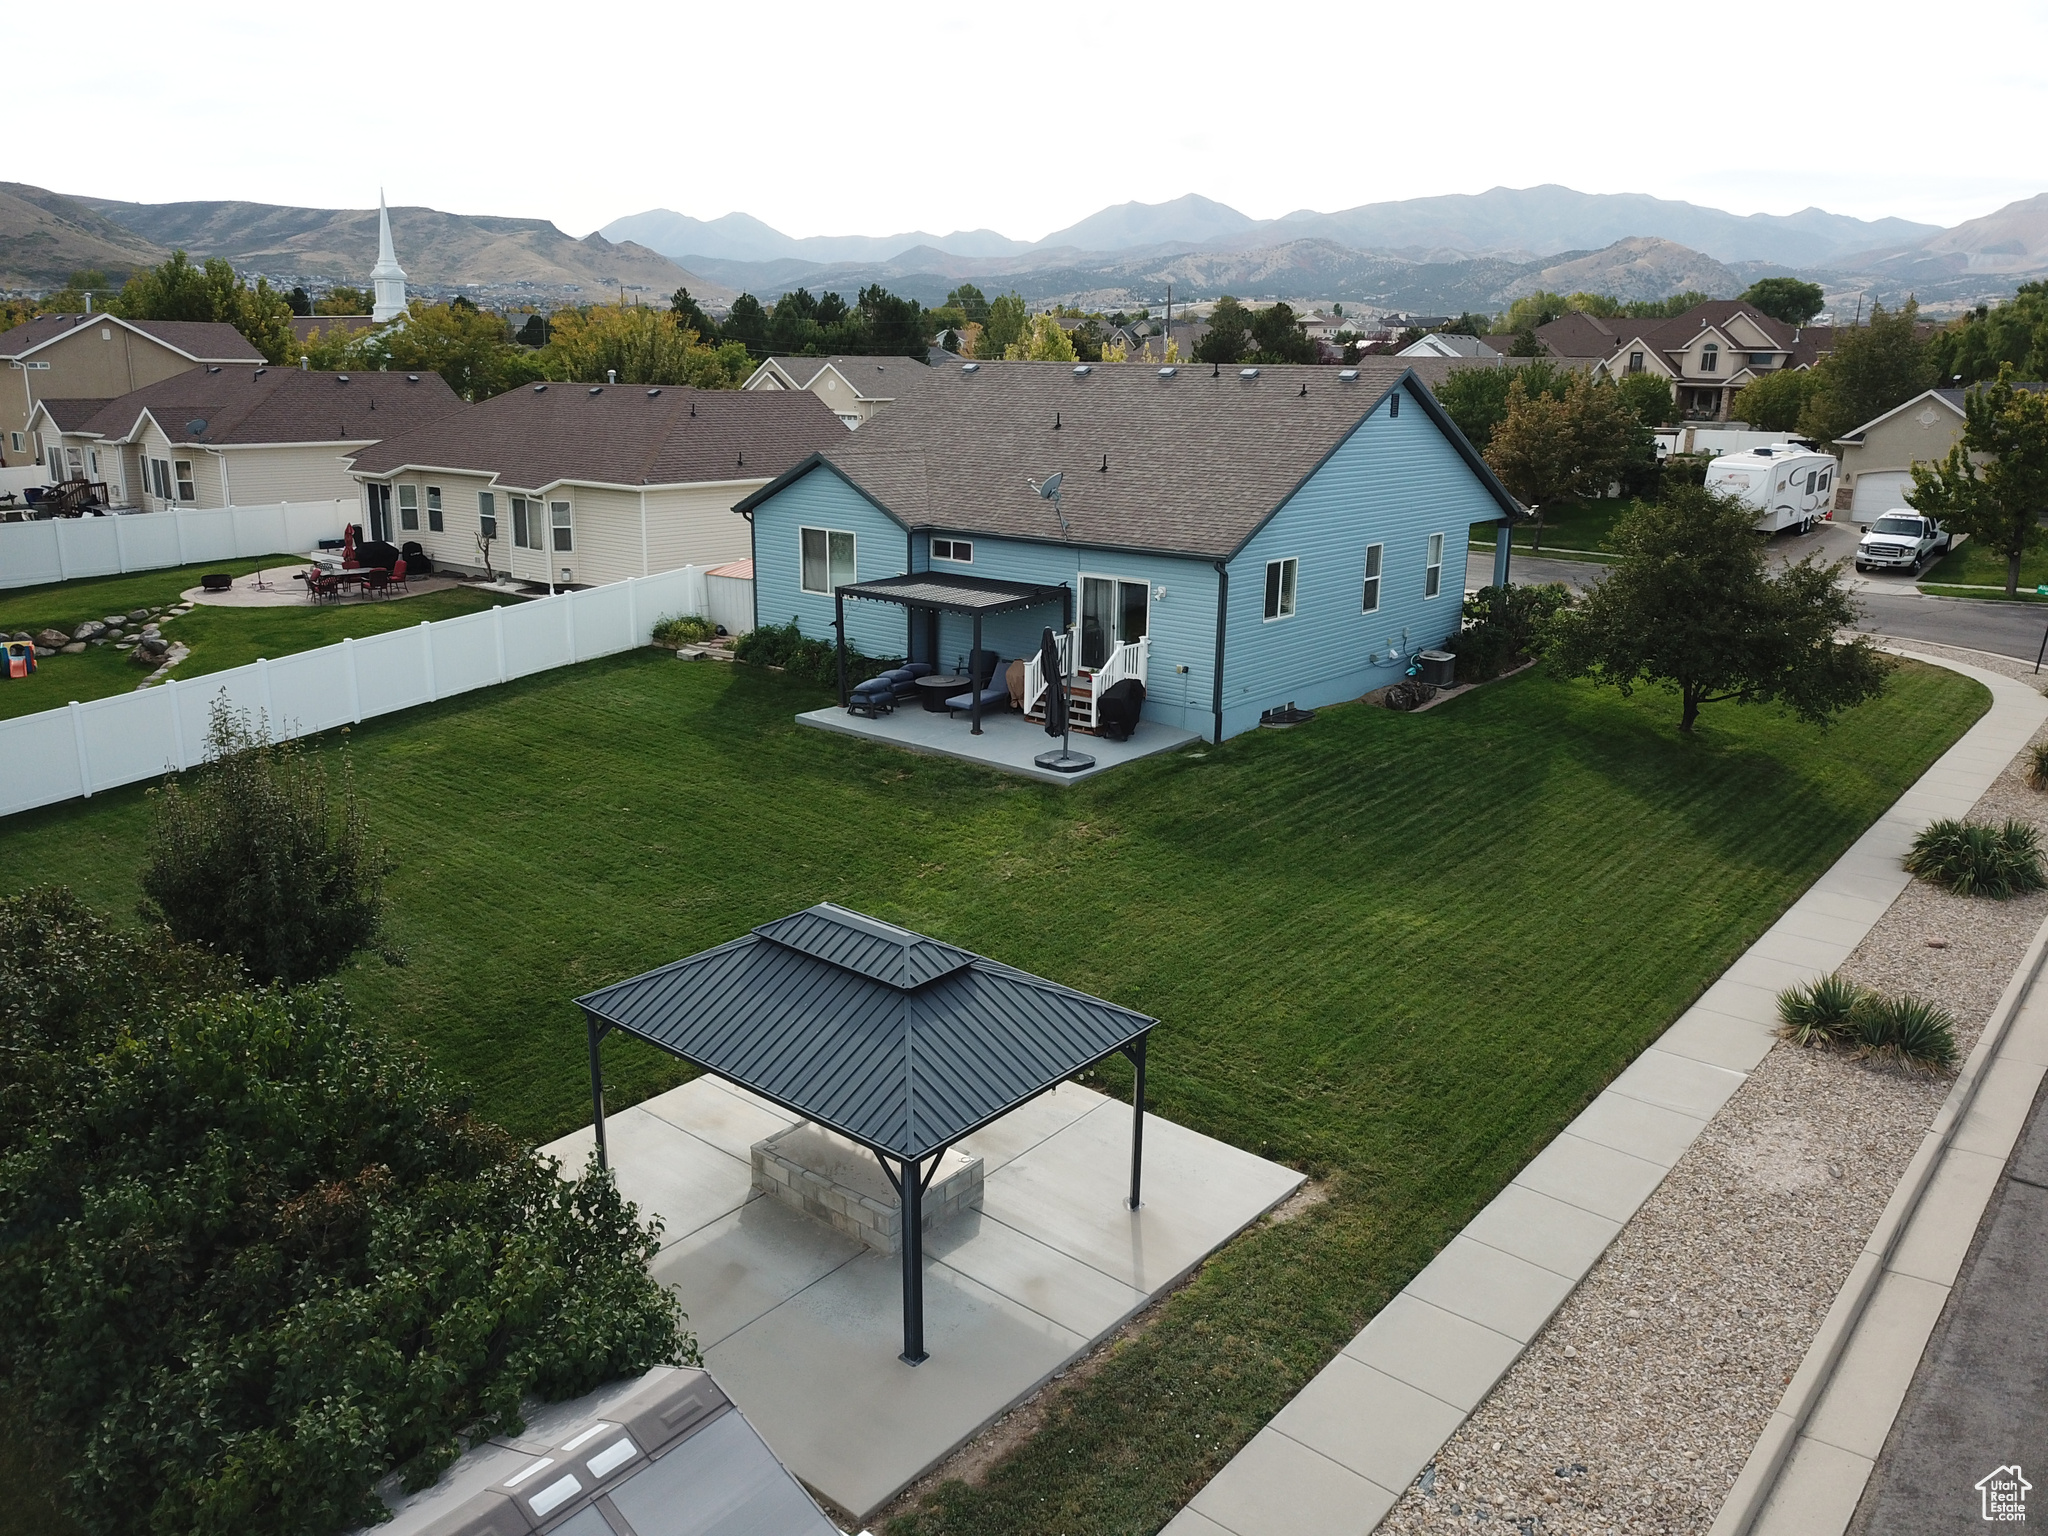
xmin=1464 ymin=520 xmax=2048 ymax=667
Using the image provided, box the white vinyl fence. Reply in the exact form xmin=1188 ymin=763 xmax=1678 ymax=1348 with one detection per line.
xmin=0 ymin=564 xmax=714 ymax=820
xmin=0 ymin=501 xmax=354 ymax=590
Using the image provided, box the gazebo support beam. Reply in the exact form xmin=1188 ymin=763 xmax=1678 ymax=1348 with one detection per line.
xmin=587 ymin=1017 xmax=611 ymax=1173
xmin=970 ymin=611 xmax=984 ymax=735
xmin=834 ymin=588 xmax=848 ymax=707
xmin=900 ymin=1153 xmax=927 ymax=1364
xmin=1127 ymin=1035 xmax=1147 ymax=1210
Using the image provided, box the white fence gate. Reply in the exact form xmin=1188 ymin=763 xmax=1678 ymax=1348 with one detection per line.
xmin=0 ymin=565 xmax=714 ymax=820
xmin=0 ymin=501 xmax=355 ymax=591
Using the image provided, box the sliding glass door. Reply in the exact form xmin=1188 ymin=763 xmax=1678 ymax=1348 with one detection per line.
xmin=1079 ymin=574 xmax=1148 ymax=670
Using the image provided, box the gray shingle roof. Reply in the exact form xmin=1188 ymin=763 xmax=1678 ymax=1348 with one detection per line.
xmin=746 ymin=356 xmax=1512 ymax=559
xmin=0 ymin=314 xmax=263 ymax=363
xmin=576 ymin=903 xmax=1155 ymax=1161
xmin=350 ymin=380 xmax=844 ymax=490
xmin=32 ymin=397 xmax=114 ymax=431
xmin=68 ymin=367 xmax=464 ymax=447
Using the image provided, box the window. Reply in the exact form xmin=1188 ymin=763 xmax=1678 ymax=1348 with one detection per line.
xmin=478 ymin=491 xmax=497 ymax=541
xmin=1263 ymin=557 xmax=1297 ymax=621
xmin=800 ymin=527 xmax=856 ymax=594
xmin=511 ymin=496 xmax=537 ymax=550
xmin=8 ymin=432 xmax=20 ymax=453
xmin=398 ymin=483 xmax=419 ymax=531
xmin=66 ymin=447 xmax=84 ymax=478
xmin=150 ymin=458 xmax=171 ymax=501
xmin=1749 ymin=353 xmax=1774 ymax=367
xmin=1700 ymin=343 xmax=1719 ymax=373
xmin=1424 ymin=532 xmax=1444 ymax=599
xmin=1388 ymin=392 xmax=1400 ymax=418
xmin=550 ymin=500 xmax=572 ymax=552
xmin=49 ymin=448 xmax=63 ymax=481
xmin=173 ymin=460 xmax=195 ymax=502
xmin=1361 ymin=542 xmax=1383 ymax=613
xmin=1628 ymin=350 xmax=1645 ymax=374
xmin=427 ymin=486 xmax=443 ymax=532
xmin=367 ymin=483 xmax=392 ymax=542
xmin=931 ymin=537 xmax=973 ymax=563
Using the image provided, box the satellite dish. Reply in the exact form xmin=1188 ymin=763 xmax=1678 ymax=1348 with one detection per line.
xmin=186 ymin=419 xmax=207 ymax=435
xmin=1036 ymin=471 xmax=1062 ymax=500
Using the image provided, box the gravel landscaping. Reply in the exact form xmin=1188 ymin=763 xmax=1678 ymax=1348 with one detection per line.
xmin=1378 ymin=653 xmax=2048 ymax=1536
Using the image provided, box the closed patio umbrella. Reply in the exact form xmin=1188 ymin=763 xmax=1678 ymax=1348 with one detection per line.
xmin=341 ymin=523 xmax=358 ymax=569
xmin=1032 ymin=625 xmax=1094 ymax=774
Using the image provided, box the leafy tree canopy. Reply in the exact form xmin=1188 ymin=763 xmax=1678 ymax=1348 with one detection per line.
xmin=1796 ymin=298 xmax=1933 ymax=443
xmin=1614 ymin=370 xmax=1679 ymax=428
xmin=1929 ymin=281 xmax=2048 ymax=387
xmin=1005 ymin=312 xmax=1078 ymax=361
xmin=723 ymin=292 xmax=769 ymax=351
xmin=669 ymin=286 xmax=717 ymax=342
xmin=1731 ymin=366 xmax=1820 ymax=433
xmin=1739 ymin=277 xmax=1827 ymax=326
xmin=1485 ymin=371 xmax=1651 ymax=535
xmin=1249 ymin=301 xmax=1317 ymax=364
xmin=318 ymin=285 xmax=374 ymax=315
xmin=1433 ymin=359 xmax=1570 ymax=453
xmin=112 ymin=250 xmax=296 ymax=364
xmin=545 ymin=302 xmax=752 ymax=387
xmin=1908 ymin=367 xmax=2048 ymax=595
xmin=975 ymin=292 xmax=1028 ymax=359
xmin=1195 ymin=297 xmax=1254 ymax=365
xmin=946 ymin=284 xmax=991 ymax=326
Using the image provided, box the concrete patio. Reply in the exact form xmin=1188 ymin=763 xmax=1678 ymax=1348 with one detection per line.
xmin=796 ymin=700 xmax=1203 ymax=783
xmin=542 ymin=1075 xmax=1301 ymax=1523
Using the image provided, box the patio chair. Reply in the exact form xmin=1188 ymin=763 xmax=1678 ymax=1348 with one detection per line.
xmin=361 ymin=567 xmax=391 ymax=598
xmin=945 ymin=649 xmax=1011 ymax=717
xmin=388 ymin=557 xmax=410 ymax=594
xmin=847 ymin=661 xmax=933 ymax=717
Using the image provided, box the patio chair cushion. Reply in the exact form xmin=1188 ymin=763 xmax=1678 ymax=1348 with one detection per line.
xmin=946 ymin=680 xmax=1012 ymax=714
xmin=903 ymin=661 xmax=934 ymax=679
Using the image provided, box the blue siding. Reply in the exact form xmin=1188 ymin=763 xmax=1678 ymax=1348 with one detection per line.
xmin=749 ymin=467 xmax=912 ymax=658
xmin=1220 ymin=384 xmax=1506 ymax=738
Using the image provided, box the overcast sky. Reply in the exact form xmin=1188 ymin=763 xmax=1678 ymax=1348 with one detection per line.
xmin=49 ymin=0 xmax=2045 ymax=239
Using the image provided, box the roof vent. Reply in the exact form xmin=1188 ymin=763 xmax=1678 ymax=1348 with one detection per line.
xmin=206 ymin=366 xmax=220 ymax=373
xmin=961 ymin=362 xmax=979 ymax=373
xmin=406 ymin=373 xmax=419 ymax=382
xmin=588 ymin=386 xmax=603 ymax=395
xmin=1239 ymin=368 xmax=1260 ymax=380
xmin=186 ymin=419 xmax=207 ymax=435
xmin=253 ymin=367 xmax=266 ymax=377
xmin=1072 ymin=364 xmax=1091 ymax=376
xmin=337 ymin=374 xmax=349 ymax=383
xmin=1338 ymin=368 xmax=1360 ymax=381
xmin=647 ymin=387 xmax=661 ymax=396
xmin=533 ymin=383 xmax=547 ymax=392
xmin=1158 ymin=366 xmax=1177 ymax=378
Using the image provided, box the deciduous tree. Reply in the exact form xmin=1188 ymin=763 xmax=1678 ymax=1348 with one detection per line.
xmin=1433 ymin=359 xmax=1569 ymax=453
xmin=1195 ymin=296 xmax=1253 ymax=365
xmin=976 ymin=291 xmax=1027 ymax=358
xmin=1798 ymin=299 xmax=1934 ymax=443
xmin=1929 ymin=283 xmax=2048 ymax=386
xmin=1908 ymin=368 xmax=2048 ymax=596
xmin=113 ymin=250 xmax=296 ymax=363
xmin=1731 ymin=366 xmax=1819 ymax=432
xmin=1739 ymin=277 xmax=1827 ymax=326
xmin=1485 ymin=372 xmax=1649 ymax=546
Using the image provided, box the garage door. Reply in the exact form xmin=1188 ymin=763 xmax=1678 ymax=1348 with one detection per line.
xmin=1851 ymin=470 xmax=1915 ymax=522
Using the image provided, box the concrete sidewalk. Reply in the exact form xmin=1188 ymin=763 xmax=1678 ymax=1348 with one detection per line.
xmin=1163 ymin=653 xmax=2047 ymax=1536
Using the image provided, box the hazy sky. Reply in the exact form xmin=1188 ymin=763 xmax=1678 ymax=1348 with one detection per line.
xmin=49 ymin=0 xmax=2046 ymax=238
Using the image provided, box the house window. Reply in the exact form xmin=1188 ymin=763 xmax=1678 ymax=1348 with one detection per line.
xmin=931 ymin=538 xmax=973 ymax=563
xmin=66 ymin=447 xmax=84 ymax=478
xmin=478 ymin=491 xmax=497 ymax=540
xmin=800 ymin=527 xmax=856 ymax=594
xmin=398 ymin=483 xmax=419 ymax=531
xmin=427 ymin=486 xmax=443 ymax=532
xmin=1628 ymin=350 xmax=1645 ymax=374
xmin=1388 ymin=392 xmax=1400 ymax=418
xmin=550 ymin=500 xmax=572 ymax=552
xmin=1749 ymin=353 xmax=1774 ymax=367
xmin=1361 ymin=542 xmax=1384 ymax=613
xmin=1263 ymin=557 xmax=1297 ymax=621
xmin=1700 ymin=343 xmax=1719 ymax=373
xmin=150 ymin=459 xmax=171 ymax=501
xmin=1424 ymin=532 xmax=1444 ymax=598
xmin=50 ymin=448 xmax=63 ymax=481
xmin=511 ymin=496 xmax=537 ymax=550
xmin=174 ymin=461 xmax=195 ymax=502
xmin=367 ymin=483 xmax=392 ymax=542
xmin=8 ymin=432 xmax=20 ymax=453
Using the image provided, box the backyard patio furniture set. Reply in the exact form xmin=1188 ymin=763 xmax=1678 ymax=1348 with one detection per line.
xmin=847 ymin=649 xmax=1011 ymax=722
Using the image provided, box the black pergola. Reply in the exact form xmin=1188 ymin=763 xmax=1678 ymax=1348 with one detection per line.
xmin=832 ymin=571 xmax=1072 ymax=735
xmin=576 ymin=903 xmax=1155 ymax=1365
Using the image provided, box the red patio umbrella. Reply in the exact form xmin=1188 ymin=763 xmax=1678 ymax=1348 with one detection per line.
xmin=342 ymin=524 xmax=358 ymax=569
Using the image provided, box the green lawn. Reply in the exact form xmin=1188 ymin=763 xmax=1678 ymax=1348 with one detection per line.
xmin=0 ymin=560 xmax=526 ymax=721
xmin=1921 ymin=536 xmax=2048 ymax=597
xmin=1469 ymin=496 xmax=1639 ymax=557
xmin=0 ymin=653 xmax=1986 ymax=1536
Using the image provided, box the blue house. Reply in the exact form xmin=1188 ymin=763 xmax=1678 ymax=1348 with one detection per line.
xmin=734 ymin=358 xmax=1521 ymax=743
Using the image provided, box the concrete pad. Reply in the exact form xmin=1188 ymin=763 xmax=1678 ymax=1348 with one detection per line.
xmin=797 ymin=703 xmax=1200 ymax=785
xmin=1460 ymin=1182 xmax=1623 ymax=1282
xmin=1159 ymin=1507 xmax=1240 ymax=1536
xmin=1341 ymin=1293 xmax=1523 ymax=1412
xmin=1744 ymin=927 xmax=1853 ymax=970
xmin=955 ymin=1080 xmax=1101 ymax=1174
xmin=1722 ymin=951 xmax=1829 ymax=994
xmin=1886 ymin=1149 xmax=2005 ymax=1288
xmin=1750 ymin=1435 xmax=1873 ymax=1536
xmin=1269 ymin=1355 xmax=1470 ymax=1497
xmin=1794 ymin=888 xmax=1895 ymax=926
xmin=1694 ymin=975 xmax=1785 ymax=1025
xmin=1654 ymin=1008 xmax=1778 ymax=1073
xmin=541 ymin=1104 xmax=749 ymax=1245
xmin=925 ymin=1207 xmax=1147 ymax=1339
xmin=1607 ymin=1047 xmax=1748 ymax=1120
xmin=705 ymin=1251 xmax=1083 ymax=1518
xmin=1563 ymin=1090 xmax=1708 ymax=1168
xmin=984 ymin=1101 xmax=1301 ymax=1293
xmin=1771 ymin=906 xmax=1880 ymax=951
xmin=1801 ymin=1271 xmax=1951 ymax=1459
xmin=1950 ymin=1058 xmax=2048 ymax=1160
xmin=1403 ymin=1235 xmax=1578 ymax=1344
xmin=1511 ymin=1131 xmax=1670 ymax=1224
xmin=1188 ymin=1426 xmax=1398 ymax=1536
xmin=650 ymin=1194 xmax=861 ymax=1349
xmin=636 ymin=1076 xmax=797 ymax=1162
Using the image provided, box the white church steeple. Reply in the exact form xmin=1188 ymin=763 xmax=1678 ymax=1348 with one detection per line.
xmin=370 ymin=189 xmax=408 ymax=322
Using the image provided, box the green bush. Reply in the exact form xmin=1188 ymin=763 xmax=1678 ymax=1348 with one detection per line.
xmin=2026 ymin=740 xmax=2048 ymax=792
xmin=731 ymin=618 xmax=886 ymax=692
xmin=1853 ymin=993 xmax=1959 ymax=1071
xmin=0 ymin=888 xmax=692 ymax=1536
xmin=1776 ymin=973 xmax=1868 ymax=1047
xmin=651 ymin=612 xmax=718 ymax=646
xmin=140 ymin=699 xmax=392 ymax=984
xmin=1904 ymin=817 xmax=2047 ymax=898
xmin=1446 ymin=581 xmax=1572 ymax=683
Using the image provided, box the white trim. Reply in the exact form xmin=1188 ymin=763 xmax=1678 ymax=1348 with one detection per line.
xmin=0 ymin=312 xmax=260 ymax=366
xmin=1424 ymin=531 xmax=1445 ymax=599
xmin=800 ymin=525 xmax=856 ymax=596
xmin=1361 ymin=541 xmax=1384 ymax=614
xmin=1834 ymin=387 xmax=1967 ymax=445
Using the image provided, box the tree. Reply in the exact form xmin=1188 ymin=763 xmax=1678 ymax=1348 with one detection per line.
xmin=1548 ymin=486 xmax=1892 ymax=732
xmin=0 ymin=887 xmax=690 ymax=1536
xmin=857 ymin=283 xmax=930 ymax=360
xmin=946 ymin=284 xmax=991 ymax=326
xmin=723 ymin=292 xmax=769 ymax=353
xmin=1797 ymin=298 xmax=1933 ymax=443
xmin=1731 ymin=366 xmax=1820 ymax=432
xmin=113 ymin=250 xmax=296 ymax=364
xmin=318 ymin=285 xmax=374 ymax=315
xmin=1433 ymin=359 xmax=1569 ymax=453
xmin=1614 ymin=371 xmax=1678 ymax=428
xmin=1485 ymin=373 xmax=1649 ymax=549
xmin=376 ymin=301 xmax=544 ymax=398
xmin=669 ymin=286 xmax=718 ymax=342
xmin=1567 ymin=290 xmax=1624 ymax=318
xmin=285 ymin=284 xmax=312 ymax=315
xmin=1508 ymin=326 xmax=1545 ymax=357
xmin=1006 ymin=312 xmax=1078 ymax=361
xmin=1929 ymin=283 xmax=2048 ymax=387
xmin=1196 ymin=296 xmax=1253 ymax=364
xmin=1907 ymin=368 xmax=2048 ymax=596
xmin=1500 ymin=291 xmax=1573 ymax=333
xmin=767 ymin=286 xmax=822 ymax=354
xmin=140 ymin=700 xmax=392 ymax=985
xmin=1250 ymin=301 xmax=1317 ymax=363
xmin=1069 ymin=316 xmax=1105 ymax=362
xmin=1626 ymin=290 xmax=1713 ymax=320
xmin=975 ymin=292 xmax=1027 ymax=359
xmin=544 ymin=303 xmax=749 ymax=387
xmin=1740 ymin=277 xmax=1826 ymax=327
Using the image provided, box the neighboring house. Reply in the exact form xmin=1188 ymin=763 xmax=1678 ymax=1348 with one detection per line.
xmin=742 ymin=354 xmax=942 ymax=429
xmin=1397 ymin=332 xmax=1505 ymax=360
xmin=1514 ymin=303 xmax=1836 ymax=422
xmin=735 ymin=356 xmax=1519 ymax=742
xmin=29 ymin=365 xmax=464 ymax=511
xmin=0 ymin=313 xmax=263 ymax=470
xmin=349 ymin=380 xmax=843 ymax=587
xmin=290 ymin=314 xmax=376 ymax=344
xmin=1834 ymin=382 xmax=2048 ymax=520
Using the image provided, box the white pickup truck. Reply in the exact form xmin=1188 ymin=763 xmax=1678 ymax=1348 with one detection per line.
xmin=1854 ymin=511 xmax=1951 ymax=573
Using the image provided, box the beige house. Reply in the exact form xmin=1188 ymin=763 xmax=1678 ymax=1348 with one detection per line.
xmin=347 ymin=381 xmax=843 ymax=588
xmin=1 ymin=313 xmax=264 ymax=471
xmin=742 ymin=355 xmax=944 ymax=429
xmin=29 ymin=366 xmax=463 ymax=511
xmin=1833 ymin=384 xmax=2048 ymax=520
xmin=1520 ymin=302 xmax=1835 ymax=422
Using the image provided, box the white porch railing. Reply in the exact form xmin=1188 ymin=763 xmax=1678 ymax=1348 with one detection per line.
xmin=1093 ymin=634 xmax=1150 ymax=703
xmin=1026 ymin=632 xmax=1147 ymax=727
xmin=1022 ymin=630 xmax=1073 ymax=715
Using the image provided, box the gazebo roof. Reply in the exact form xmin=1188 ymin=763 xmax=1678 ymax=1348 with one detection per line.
xmin=575 ymin=904 xmax=1155 ymax=1161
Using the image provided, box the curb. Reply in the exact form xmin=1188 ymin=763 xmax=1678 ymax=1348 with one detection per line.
xmin=1706 ymin=895 xmax=2048 ymax=1536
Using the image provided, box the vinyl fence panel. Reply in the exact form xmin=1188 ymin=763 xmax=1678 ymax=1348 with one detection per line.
xmin=0 ymin=501 xmax=353 ymax=591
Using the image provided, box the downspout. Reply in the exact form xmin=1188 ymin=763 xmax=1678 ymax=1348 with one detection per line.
xmin=744 ymin=509 xmax=758 ymax=632
xmin=1211 ymin=560 xmax=1229 ymax=744
xmin=639 ymin=487 xmax=649 ymax=576
xmin=214 ymin=447 xmax=233 ymax=509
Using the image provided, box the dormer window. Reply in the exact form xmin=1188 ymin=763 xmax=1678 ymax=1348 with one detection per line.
xmin=1701 ymin=343 xmax=1719 ymax=373
xmin=1628 ymin=350 xmax=1645 ymax=374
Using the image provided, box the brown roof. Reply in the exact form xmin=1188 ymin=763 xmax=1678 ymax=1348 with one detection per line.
xmin=762 ymin=355 xmax=951 ymax=400
xmin=33 ymin=397 xmax=115 ymax=431
xmin=290 ymin=314 xmax=377 ymax=342
xmin=71 ymin=367 xmax=464 ymax=447
xmin=0 ymin=313 xmax=262 ymax=363
xmin=749 ymin=356 xmax=1512 ymax=560
xmin=349 ymin=380 xmax=845 ymax=490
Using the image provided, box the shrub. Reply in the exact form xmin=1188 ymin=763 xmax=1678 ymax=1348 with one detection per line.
xmin=1381 ymin=680 xmax=1437 ymax=711
xmin=2026 ymin=740 xmax=2048 ymax=791
xmin=651 ymin=611 xmax=718 ymax=646
xmin=1447 ymin=581 xmax=1572 ymax=683
xmin=1776 ymin=973 xmax=1868 ymax=1047
xmin=731 ymin=618 xmax=885 ymax=692
xmin=140 ymin=699 xmax=392 ymax=984
xmin=1904 ymin=817 xmax=2047 ymax=899
xmin=0 ymin=888 xmax=692 ymax=1536
xmin=1853 ymin=993 xmax=1959 ymax=1071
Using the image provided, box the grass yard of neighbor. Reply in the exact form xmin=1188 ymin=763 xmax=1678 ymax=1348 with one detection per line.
xmin=0 ymin=651 xmax=1988 ymax=1536
xmin=0 ymin=558 xmax=528 ymax=721
xmin=1919 ymin=537 xmax=2048 ymax=599
xmin=1467 ymin=496 xmax=1641 ymax=557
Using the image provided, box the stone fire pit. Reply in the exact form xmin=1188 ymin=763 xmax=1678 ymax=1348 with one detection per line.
xmin=750 ymin=1122 xmax=981 ymax=1254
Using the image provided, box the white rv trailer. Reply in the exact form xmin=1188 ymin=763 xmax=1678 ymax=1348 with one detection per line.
xmin=1703 ymin=445 xmax=1841 ymax=534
